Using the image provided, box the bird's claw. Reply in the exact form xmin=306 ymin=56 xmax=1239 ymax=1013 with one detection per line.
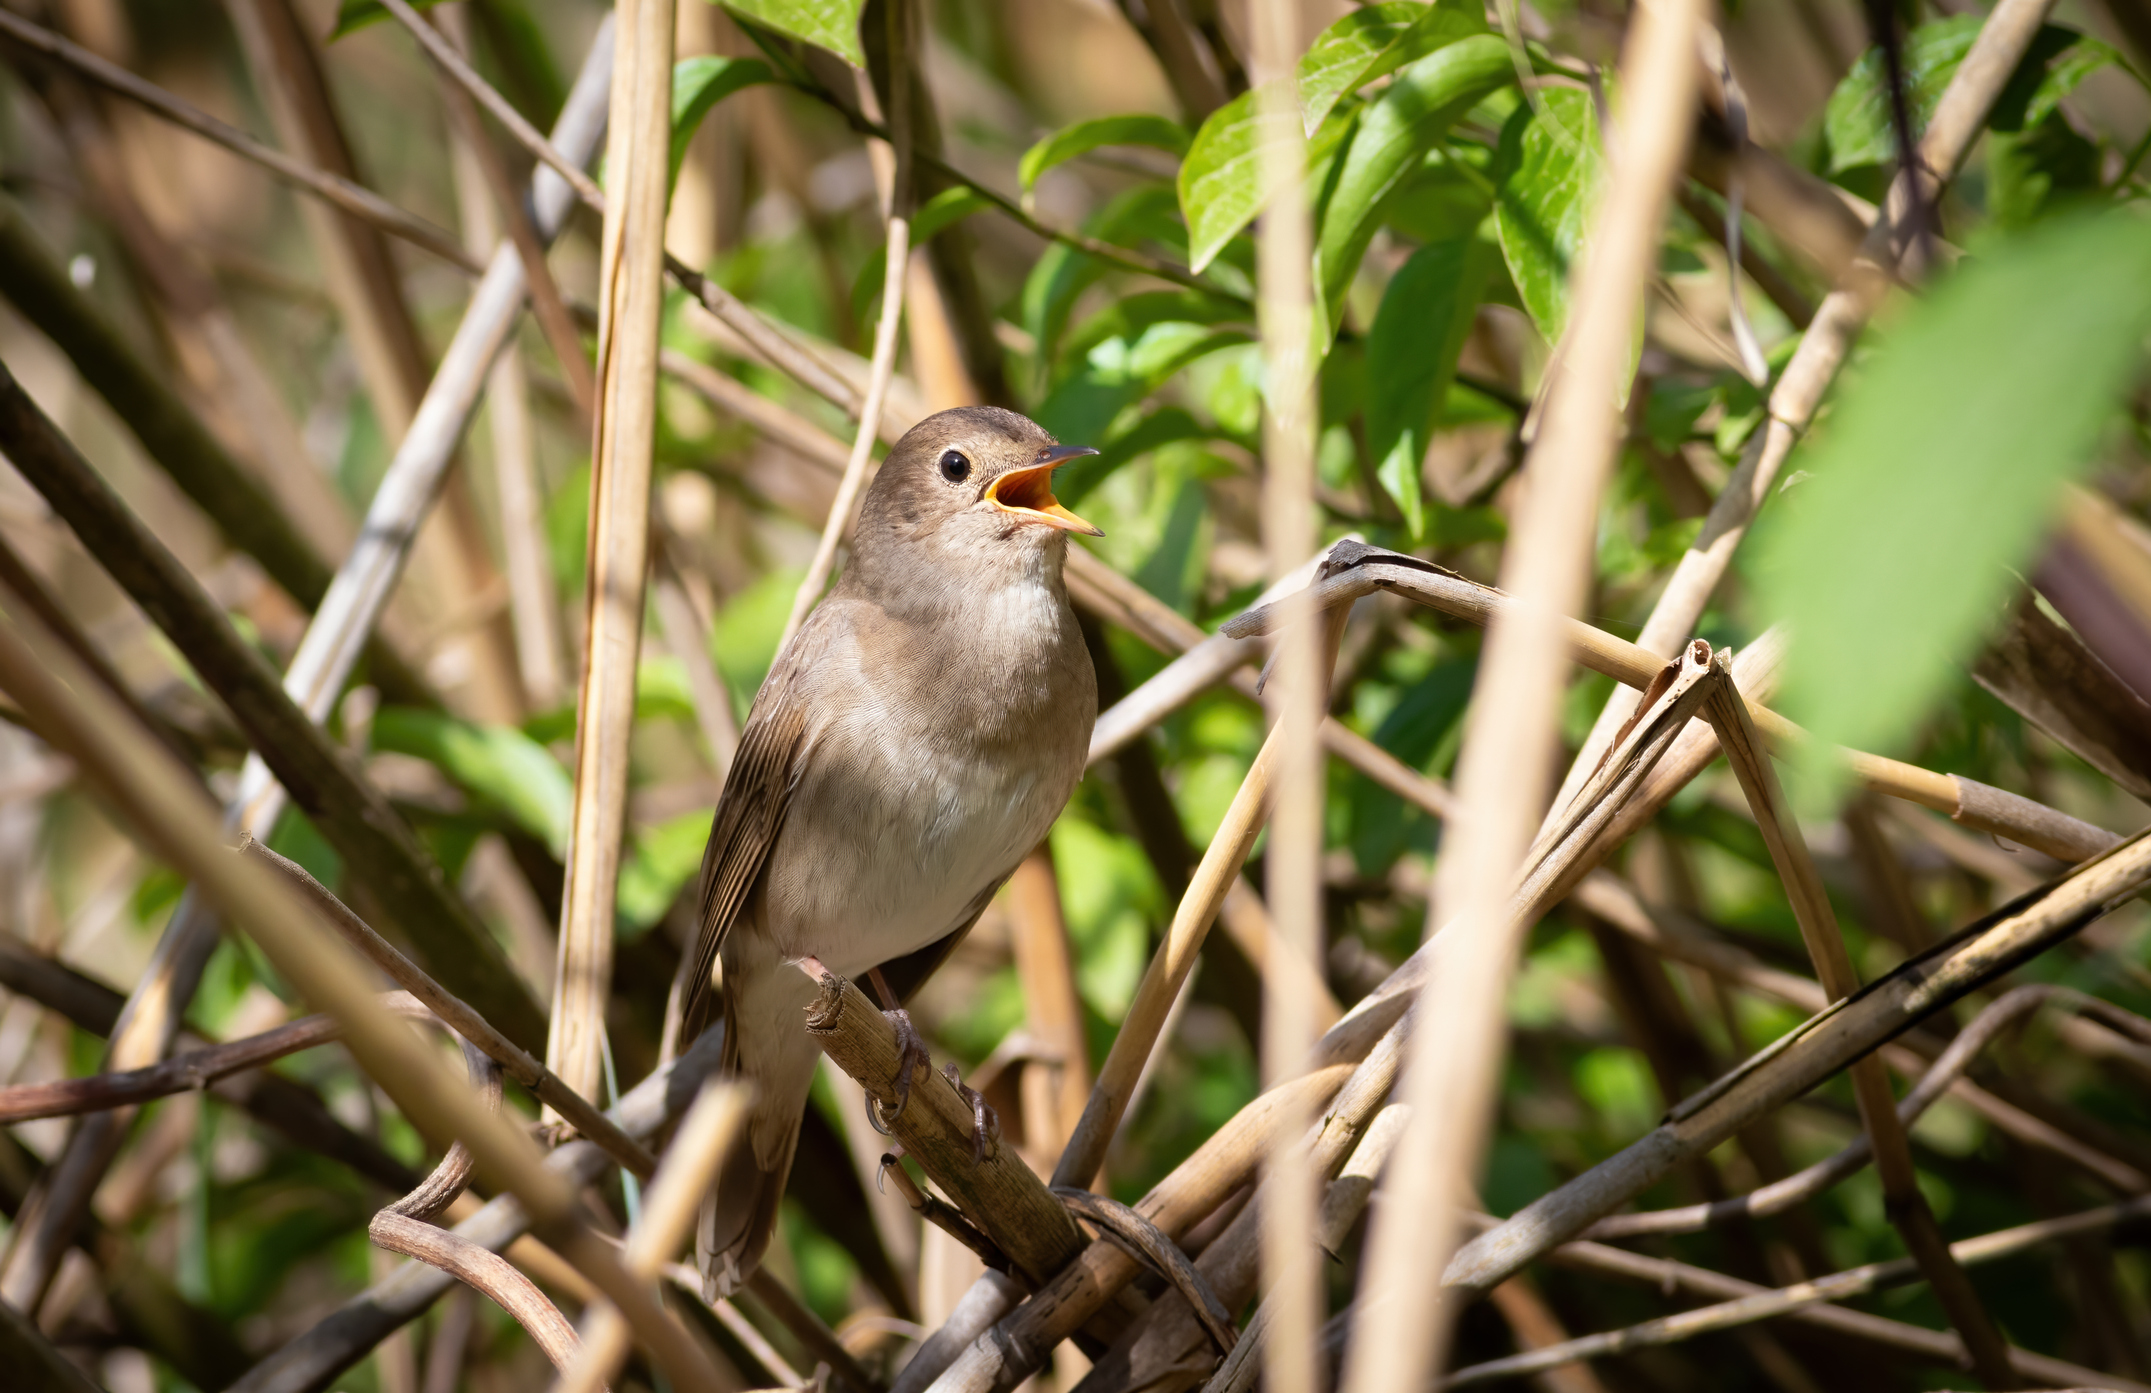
xmin=943 ymin=1062 xmax=1001 ymax=1164
xmin=867 ymin=1007 xmax=932 ymax=1134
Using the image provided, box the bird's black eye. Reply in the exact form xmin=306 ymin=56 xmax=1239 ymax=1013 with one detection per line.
xmin=939 ymin=449 xmax=971 ymax=483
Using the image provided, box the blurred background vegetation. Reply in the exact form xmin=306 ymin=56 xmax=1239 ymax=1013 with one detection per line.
xmin=1 ymin=0 xmax=2150 ymax=1388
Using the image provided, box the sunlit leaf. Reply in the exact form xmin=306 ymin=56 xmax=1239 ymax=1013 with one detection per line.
xmin=1312 ymin=34 xmax=1513 ymax=332
xmin=1824 ymin=18 xmax=2122 ymax=173
xmin=1365 ymin=229 xmax=1498 ymax=538
xmin=1179 ymin=84 xmax=1293 ymax=275
xmin=723 ymin=0 xmax=866 ymax=67
xmin=1297 ymin=0 xmax=1491 ymax=135
xmin=330 ymin=0 xmax=440 ymax=41
xmin=1492 ymin=87 xmax=1603 ymax=351
xmin=1019 ymin=115 xmax=1189 ymax=192
xmin=371 ymin=708 xmax=573 ymax=857
xmin=671 ymin=56 xmax=776 ymax=191
xmin=1751 ymin=209 xmax=2151 ymax=801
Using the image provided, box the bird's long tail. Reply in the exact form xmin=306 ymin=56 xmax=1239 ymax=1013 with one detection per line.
xmin=696 ymin=971 xmax=821 ymax=1299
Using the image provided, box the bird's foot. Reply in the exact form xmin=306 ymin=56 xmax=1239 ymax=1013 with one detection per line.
xmin=943 ymin=1062 xmax=1001 ymax=1164
xmin=867 ymin=1007 xmax=933 ymax=1134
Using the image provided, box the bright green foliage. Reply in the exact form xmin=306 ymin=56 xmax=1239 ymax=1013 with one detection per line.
xmin=1365 ymin=230 xmax=1498 ymax=538
xmin=1493 ymin=87 xmax=1604 ymax=352
xmin=1824 ymin=18 xmax=2124 ymax=172
xmin=1296 ymin=0 xmax=1491 ymax=135
xmin=1752 ymin=210 xmax=2151 ymax=800
xmin=670 ymin=56 xmax=775 ymax=190
xmin=1019 ymin=115 xmax=1190 ymax=192
xmin=723 ymin=0 xmax=867 ymax=67
xmin=372 ymin=707 xmax=573 ymax=856
xmin=1178 ymin=82 xmax=1298 ymax=274
xmin=1312 ymin=34 xmax=1511 ymax=332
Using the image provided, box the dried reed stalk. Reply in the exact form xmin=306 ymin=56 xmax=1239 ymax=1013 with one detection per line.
xmin=369 ymin=1212 xmax=588 ymax=1374
xmin=1006 ymin=848 xmax=1092 ymax=1156
xmin=1247 ymin=5 xmax=1322 ymax=1389
xmin=550 ymin=0 xmax=676 ymax=1110
xmin=1334 ymin=0 xmax=1705 ymax=1383
xmin=0 ymin=587 xmax=729 ymax=1393
xmin=554 ymin=1081 xmax=751 ymax=1393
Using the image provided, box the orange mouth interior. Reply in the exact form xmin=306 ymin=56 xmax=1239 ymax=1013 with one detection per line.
xmin=986 ymin=463 xmax=1103 ymax=536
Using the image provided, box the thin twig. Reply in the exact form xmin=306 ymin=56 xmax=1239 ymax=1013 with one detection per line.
xmin=371 ymin=1212 xmax=589 ymax=1373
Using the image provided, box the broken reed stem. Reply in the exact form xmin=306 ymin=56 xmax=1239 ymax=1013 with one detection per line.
xmin=1702 ymin=665 xmax=2018 ymax=1385
xmin=1248 ymin=3 xmax=1321 ymax=1390
xmin=0 ymin=8 xmax=478 ymax=271
xmin=550 ymin=0 xmax=675 ymax=1110
xmin=240 ymin=839 xmax=658 ymax=1178
xmin=1335 ymin=0 xmax=1705 ymax=1385
xmin=552 ymin=1080 xmax=750 ymax=1393
xmin=1555 ymin=0 xmax=2068 ymax=810
xmin=0 ymin=587 xmax=729 ymax=1393
xmin=780 ymin=5 xmax=914 ymax=651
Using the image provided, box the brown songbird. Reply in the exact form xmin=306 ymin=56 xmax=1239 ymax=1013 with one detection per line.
xmin=680 ymin=405 xmax=1101 ymax=1294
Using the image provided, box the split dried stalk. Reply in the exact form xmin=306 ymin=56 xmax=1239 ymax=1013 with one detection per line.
xmin=1335 ymin=0 xmax=1705 ymax=1384
xmin=1701 ymin=659 xmax=2017 ymax=1384
xmin=1556 ymin=0 xmax=2067 ymax=808
xmin=781 ymin=6 xmax=915 ymax=650
xmin=1247 ymin=4 xmax=1322 ymax=1388
xmin=0 ymin=8 xmax=478 ymax=271
xmin=553 ymin=1081 xmax=751 ymax=1393
xmin=0 ymin=586 xmax=729 ymax=1393
xmin=550 ymin=0 xmax=676 ymax=1109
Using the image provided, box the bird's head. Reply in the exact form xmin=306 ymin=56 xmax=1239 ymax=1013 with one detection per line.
xmin=849 ymin=406 xmax=1102 ymax=591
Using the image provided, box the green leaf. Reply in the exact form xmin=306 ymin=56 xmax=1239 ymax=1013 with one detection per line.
xmin=1823 ymin=18 xmax=2118 ymax=173
xmin=1750 ymin=210 xmax=2151 ymax=802
xmin=1365 ymin=230 xmax=1498 ymax=539
xmin=1019 ymin=115 xmax=1189 ymax=192
xmin=371 ymin=708 xmax=573 ymax=857
xmin=723 ymin=0 xmax=866 ymax=67
xmin=1179 ymin=84 xmax=1294 ymax=275
xmin=1311 ymin=34 xmax=1514 ymax=333
xmin=1297 ymin=0 xmax=1492 ymax=135
xmin=330 ymin=0 xmax=439 ymax=40
xmin=1022 ymin=184 xmax=1185 ymax=377
xmin=671 ymin=57 xmax=775 ymax=191
xmin=849 ymin=186 xmax=994 ymax=325
xmin=1492 ymin=87 xmax=1603 ymax=350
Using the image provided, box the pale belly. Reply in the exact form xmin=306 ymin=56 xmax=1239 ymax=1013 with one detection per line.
xmin=753 ymin=720 xmax=1075 ymax=974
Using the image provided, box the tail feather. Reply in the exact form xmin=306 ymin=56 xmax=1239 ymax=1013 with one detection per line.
xmin=696 ymin=961 xmax=820 ymax=1297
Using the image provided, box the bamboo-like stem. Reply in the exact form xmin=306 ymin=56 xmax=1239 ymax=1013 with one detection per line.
xmin=0 ymin=581 xmax=728 ymax=1393
xmin=0 ymin=8 xmax=478 ymax=271
xmin=1454 ymin=1198 xmax=2151 ymax=1391
xmin=780 ymin=8 xmax=915 ymax=651
xmin=803 ymin=969 xmax=1091 ymax=1288
xmin=230 ymin=1029 xmax=727 ymax=1393
xmin=552 ymin=1081 xmax=751 ymax=1393
xmin=488 ymin=343 xmax=568 ymax=707
xmin=241 ymin=838 xmax=658 ymax=1177
xmin=1336 ymin=0 xmax=1704 ymax=1384
xmin=1246 ymin=5 xmax=1320 ymax=1389
xmin=1444 ymin=824 xmax=2151 ymax=1296
xmin=1554 ymin=0 xmax=2067 ymax=812
xmin=549 ymin=0 xmax=676 ymax=1110
xmin=1701 ymin=663 xmax=2019 ymax=1386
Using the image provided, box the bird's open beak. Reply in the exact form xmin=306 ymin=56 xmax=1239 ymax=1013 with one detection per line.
xmin=985 ymin=445 xmax=1104 ymax=537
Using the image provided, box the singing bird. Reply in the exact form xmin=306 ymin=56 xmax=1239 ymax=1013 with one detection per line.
xmin=679 ymin=405 xmax=1101 ymax=1295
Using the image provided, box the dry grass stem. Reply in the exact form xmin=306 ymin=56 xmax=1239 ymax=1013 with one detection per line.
xmin=1337 ymin=0 xmax=1706 ymax=1375
xmin=550 ymin=0 xmax=676 ymax=1109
